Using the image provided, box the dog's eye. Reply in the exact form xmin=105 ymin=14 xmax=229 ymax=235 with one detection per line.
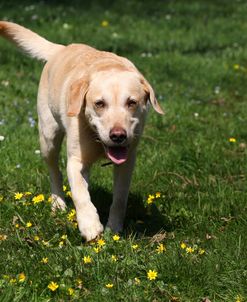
xmin=95 ymin=100 xmax=106 ymax=109
xmin=126 ymin=99 xmax=137 ymax=108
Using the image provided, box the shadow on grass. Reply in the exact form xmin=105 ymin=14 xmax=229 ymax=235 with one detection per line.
xmin=90 ymin=185 xmax=166 ymax=237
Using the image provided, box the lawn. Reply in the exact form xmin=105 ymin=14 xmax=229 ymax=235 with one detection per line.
xmin=0 ymin=0 xmax=247 ymax=301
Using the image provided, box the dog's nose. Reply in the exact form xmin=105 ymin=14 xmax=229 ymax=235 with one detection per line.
xmin=109 ymin=127 xmax=127 ymax=144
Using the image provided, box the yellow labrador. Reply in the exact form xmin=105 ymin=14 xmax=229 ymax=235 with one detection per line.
xmin=0 ymin=21 xmax=164 ymax=241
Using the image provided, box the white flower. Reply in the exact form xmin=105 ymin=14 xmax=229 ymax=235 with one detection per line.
xmin=0 ymin=135 xmax=5 ymax=141
xmin=35 ymin=150 xmax=41 ymax=155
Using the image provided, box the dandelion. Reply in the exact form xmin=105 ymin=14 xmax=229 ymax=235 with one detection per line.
xmin=180 ymin=242 xmax=187 ymax=249
xmin=26 ymin=221 xmax=32 ymax=228
xmin=61 ymin=234 xmax=67 ymax=240
xmin=132 ymin=244 xmax=139 ymax=250
xmin=18 ymin=273 xmax=26 ymax=282
xmin=111 ymin=255 xmax=117 ymax=262
xmin=229 ymin=137 xmax=237 ymax=143
xmin=68 ymin=287 xmax=75 ymax=296
xmin=147 ymin=270 xmax=158 ymax=280
xmin=147 ymin=194 xmax=155 ymax=204
xmin=67 ymin=209 xmax=76 ymax=222
xmin=101 ymin=20 xmax=109 ymax=27
xmin=34 ymin=235 xmax=40 ymax=241
xmin=32 ymin=194 xmax=45 ymax=204
xmin=156 ymin=243 xmax=166 ymax=254
xmin=41 ymin=257 xmax=48 ymax=264
xmin=97 ymin=238 xmax=105 ymax=247
xmin=48 ymin=281 xmax=59 ymax=291
xmin=15 ymin=223 xmax=19 ymax=228
xmin=83 ymin=256 xmax=92 ymax=264
xmin=15 ymin=192 xmax=23 ymax=200
xmin=105 ymin=283 xmax=113 ymax=288
xmin=25 ymin=191 xmax=32 ymax=196
xmin=113 ymin=234 xmax=120 ymax=241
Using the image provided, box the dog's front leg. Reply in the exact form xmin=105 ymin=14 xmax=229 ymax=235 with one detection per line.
xmin=67 ymin=157 xmax=103 ymax=241
xmin=106 ymin=150 xmax=137 ymax=233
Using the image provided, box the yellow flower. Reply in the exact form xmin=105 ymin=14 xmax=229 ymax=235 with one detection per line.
xmin=25 ymin=191 xmax=32 ymax=196
xmin=66 ymin=191 xmax=72 ymax=198
xmin=68 ymin=287 xmax=75 ymax=296
xmin=41 ymin=257 xmax=48 ymax=264
xmin=61 ymin=234 xmax=67 ymax=240
xmin=73 ymin=222 xmax=78 ymax=228
xmin=93 ymin=247 xmax=100 ymax=253
xmin=63 ymin=185 xmax=67 ymax=192
xmin=229 ymin=137 xmax=236 ymax=143
xmin=0 ymin=195 xmax=4 ymax=202
xmin=134 ymin=277 xmax=141 ymax=285
xmin=236 ymin=295 xmax=243 ymax=302
xmin=147 ymin=270 xmax=158 ymax=280
xmin=132 ymin=244 xmax=139 ymax=250
xmin=83 ymin=256 xmax=92 ymax=264
xmin=48 ymin=196 xmax=52 ymax=203
xmin=34 ymin=235 xmax=40 ymax=241
xmin=233 ymin=64 xmax=240 ymax=70
xmin=9 ymin=278 xmax=17 ymax=284
xmin=15 ymin=223 xmax=19 ymax=228
xmin=105 ymin=283 xmax=113 ymax=288
xmin=198 ymin=248 xmax=205 ymax=255
xmin=32 ymin=194 xmax=45 ymax=204
xmin=59 ymin=241 xmax=64 ymax=248
xmin=111 ymin=255 xmax=117 ymax=262
xmin=18 ymin=273 xmax=26 ymax=282
xmin=101 ymin=20 xmax=109 ymax=27
xmin=113 ymin=234 xmax=120 ymax=241
xmin=67 ymin=209 xmax=76 ymax=222
xmin=180 ymin=242 xmax=187 ymax=249
xmin=156 ymin=243 xmax=166 ymax=254
xmin=15 ymin=192 xmax=23 ymax=200
xmin=155 ymin=192 xmax=161 ymax=198
xmin=0 ymin=234 xmax=7 ymax=241
xmin=186 ymin=246 xmax=195 ymax=254
xmin=48 ymin=281 xmax=59 ymax=291
xmin=42 ymin=240 xmax=50 ymax=247
xmin=97 ymin=238 xmax=105 ymax=247
xmin=26 ymin=221 xmax=32 ymax=228
xmin=147 ymin=194 xmax=155 ymax=204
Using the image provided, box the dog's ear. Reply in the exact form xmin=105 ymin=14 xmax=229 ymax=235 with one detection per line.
xmin=67 ymin=77 xmax=89 ymax=117
xmin=141 ymin=78 xmax=164 ymax=115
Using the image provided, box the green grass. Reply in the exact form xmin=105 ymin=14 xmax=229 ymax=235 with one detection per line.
xmin=0 ymin=0 xmax=247 ymax=301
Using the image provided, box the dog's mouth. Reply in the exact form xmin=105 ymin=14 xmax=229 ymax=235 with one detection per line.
xmin=104 ymin=145 xmax=128 ymax=165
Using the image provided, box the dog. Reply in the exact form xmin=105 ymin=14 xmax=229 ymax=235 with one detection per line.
xmin=0 ymin=21 xmax=164 ymax=241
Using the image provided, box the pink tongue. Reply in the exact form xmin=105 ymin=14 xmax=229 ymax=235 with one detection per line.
xmin=106 ymin=146 xmax=128 ymax=165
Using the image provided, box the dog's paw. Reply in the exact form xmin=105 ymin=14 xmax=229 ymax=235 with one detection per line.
xmin=106 ymin=219 xmax=123 ymax=234
xmin=77 ymin=208 xmax=104 ymax=242
xmin=51 ymin=195 xmax=67 ymax=212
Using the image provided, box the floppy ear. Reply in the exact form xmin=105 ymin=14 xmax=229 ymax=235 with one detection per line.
xmin=141 ymin=78 xmax=164 ymax=115
xmin=67 ymin=77 xmax=89 ymax=117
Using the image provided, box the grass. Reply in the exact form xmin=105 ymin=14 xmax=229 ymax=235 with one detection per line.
xmin=0 ymin=0 xmax=247 ymax=301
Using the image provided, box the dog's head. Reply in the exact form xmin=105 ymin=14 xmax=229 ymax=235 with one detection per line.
xmin=67 ymin=66 xmax=164 ymax=165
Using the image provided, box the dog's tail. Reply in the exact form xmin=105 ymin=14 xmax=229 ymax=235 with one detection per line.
xmin=0 ymin=21 xmax=65 ymax=61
